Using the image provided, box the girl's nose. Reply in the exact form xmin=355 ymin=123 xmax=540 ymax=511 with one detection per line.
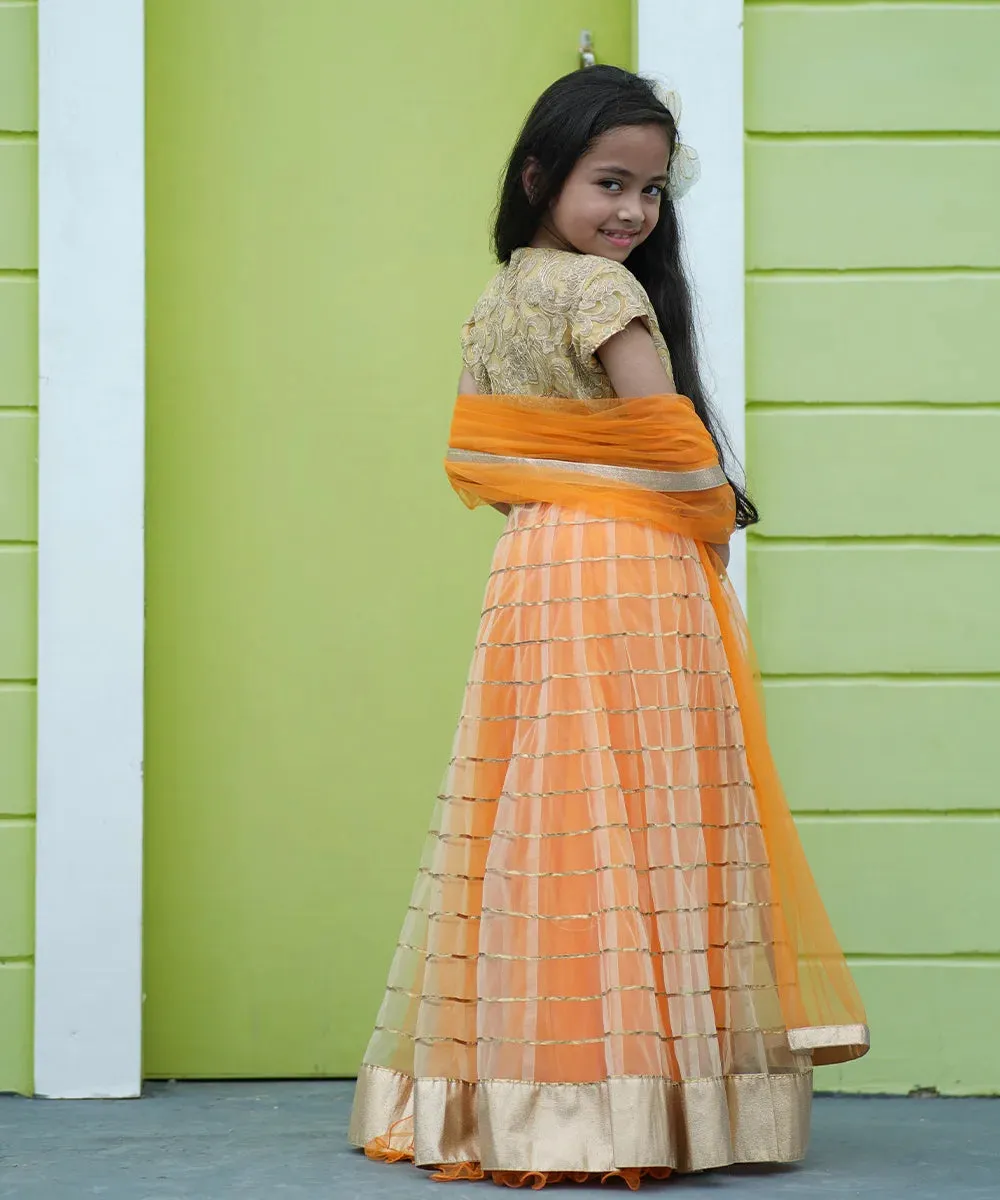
xmin=617 ymin=199 xmax=642 ymax=226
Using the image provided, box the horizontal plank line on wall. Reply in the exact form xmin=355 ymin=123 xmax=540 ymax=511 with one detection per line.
xmin=746 ymin=401 xmax=1000 ymax=413
xmin=0 ymin=540 xmax=38 ymax=548
xmin=794 ymin=811 xmax=1000 ymax=822
xmin=747 ymin=267 xmax=1000 ymax=279
xmin=0 ymin=678 xmax=37 ymax=686
xmin=0 ymin=815 xmax=33 ymax=827
xmin=746 ymin=132 xmax=1000 ymax=143
xmin=749 ymin=535 xmax=1000 ymax=547
xmin=845 ymin=953 xmax=1000 ymax=966
xmin=0 ymin=132 xmax=37 ymax=144
xmin=0 ymin=957 xmax=32 ymax=968
xmin=764 ymin=673 xmax=1000 ymax=683
xmin=0 ymin=406 xmax=38 ymax=415
xmin=0 ymin=268 xmax=37 ymax=281
xmin=745 ymin=1 xmax=1000 ymax=8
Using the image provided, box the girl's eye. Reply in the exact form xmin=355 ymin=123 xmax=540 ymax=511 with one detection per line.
xmin=599 ymin=180 xmax=664 ymax=198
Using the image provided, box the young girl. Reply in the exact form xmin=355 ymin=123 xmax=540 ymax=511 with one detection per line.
xmin=349 ymin=65 xmax=868 ymax=1190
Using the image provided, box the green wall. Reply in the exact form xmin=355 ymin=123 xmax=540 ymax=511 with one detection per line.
xmin=745 ymin=0 xmax=1000 ymax=1095
xmin=0 ymin=0 xmax=37 ymax=1096
xmin=144 ymin=0 xmax=633 ymax=1077
xmin=7 ymin=0 xmax=996 ymax=1098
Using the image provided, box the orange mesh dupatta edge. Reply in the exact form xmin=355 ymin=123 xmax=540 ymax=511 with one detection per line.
xmin=446 ymin=392 xmax=736 ymax=544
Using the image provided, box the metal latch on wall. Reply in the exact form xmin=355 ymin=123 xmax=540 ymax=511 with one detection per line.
xmin=579 ymin=30 xmax=595 ymax=69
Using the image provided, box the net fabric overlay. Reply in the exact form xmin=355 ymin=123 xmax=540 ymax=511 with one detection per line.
xmin=349 ymin=503 xmax=825 ymax=1183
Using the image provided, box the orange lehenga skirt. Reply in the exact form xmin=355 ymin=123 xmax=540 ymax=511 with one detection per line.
xmin=348 ymin=394 xmax=868 ymax=1189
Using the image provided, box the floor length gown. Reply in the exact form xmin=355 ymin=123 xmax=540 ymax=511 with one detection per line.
xmin=348 ymin=247 xmax=816 ymax=1186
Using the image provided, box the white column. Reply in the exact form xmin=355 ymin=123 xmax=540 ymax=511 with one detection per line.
xmin=637 ymin=1 xmax=747 ymax=604
xmin=34 ymin=0 xmax=146 ymax=1098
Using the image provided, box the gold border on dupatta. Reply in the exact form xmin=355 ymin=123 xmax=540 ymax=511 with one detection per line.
xmin=788 ymin=1023 xmax=871 ymax=1065
xmin=445 ymin=448 xmax=728 ymax=493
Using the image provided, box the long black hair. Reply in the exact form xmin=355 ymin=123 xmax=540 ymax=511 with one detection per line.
xmin=492 ymin=65 xmax=758 ymax=529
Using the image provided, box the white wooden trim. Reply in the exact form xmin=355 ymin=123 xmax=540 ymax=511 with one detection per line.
xmin=637 ymin=1 xmax=747 ymax=605
xmin=34 ymin=0 xmax=145 ymax=1098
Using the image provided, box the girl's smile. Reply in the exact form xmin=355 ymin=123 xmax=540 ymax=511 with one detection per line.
xmin=600 ymin=229 xmax=640 ymax=248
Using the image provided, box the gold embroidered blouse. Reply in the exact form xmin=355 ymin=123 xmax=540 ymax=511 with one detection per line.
xmin=460 ymin=246 xmax=673 ymax=403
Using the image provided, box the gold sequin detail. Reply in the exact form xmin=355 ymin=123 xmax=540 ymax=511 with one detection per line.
xmin=475 ymin=630 xmax=723 ymax=648
xmin=469 ymin=666 xmax=729 ymax=686
xmin=481 ymin=591 xmax=708 ymax=613
xmin=438 ymin=785 xmax=752 ymax=801
xmin=465 ymin=702 xmax=738 ymax=723
xmin=451 ymin=743 xmax=744 ymax=766
xmin=489 ymin=553 xmax=698 ymax=577
xmin=436 ymin=782 xmax=749 ymax=801
xmin=420 ymin=865 xmax=768 ymax=885
xmin=395 ymin=940 xmax=771 ymax=962
xmin=375 ymin=1026 xmax=787 ymax=1048
xmin=385 ymin=981 xmax=776 ymax=1004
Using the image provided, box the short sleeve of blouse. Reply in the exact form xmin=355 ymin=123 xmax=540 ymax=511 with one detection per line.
xmin=570 ymin=259 xmax=651 ymax=363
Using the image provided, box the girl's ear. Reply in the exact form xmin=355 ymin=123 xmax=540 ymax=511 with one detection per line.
xmin=521 ymin=157 xmax=541 ymax=204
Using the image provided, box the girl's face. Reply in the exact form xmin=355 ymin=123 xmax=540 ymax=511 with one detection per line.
xmin=526 ymin=124 xmax=671 ymax=261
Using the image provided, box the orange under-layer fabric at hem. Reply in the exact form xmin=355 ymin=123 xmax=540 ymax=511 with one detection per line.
xmin=365 ymin=1116 xmax=673 ymax=1190
xmin=351 ymin=391 xmax=868 ymax=1187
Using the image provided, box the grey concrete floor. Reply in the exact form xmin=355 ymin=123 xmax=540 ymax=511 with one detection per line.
xmin=0 ymin=1082 xmax=997 ymax=1199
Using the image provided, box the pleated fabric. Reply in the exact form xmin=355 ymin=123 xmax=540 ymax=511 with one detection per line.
xmin=349 ymin=503 xmax=816 ymax=1184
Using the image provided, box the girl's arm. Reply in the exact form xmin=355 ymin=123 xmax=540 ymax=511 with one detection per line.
xmin=596 ymin=317 xmax=677 ymax=396
xmin=458 ymin=367 xmax=511 ymax=516
xmin=598 ymin=320 xmax=730 ymax=568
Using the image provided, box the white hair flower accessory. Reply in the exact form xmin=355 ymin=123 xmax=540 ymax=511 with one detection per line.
xmin=647 ymin=78 xmax=701 ymax=201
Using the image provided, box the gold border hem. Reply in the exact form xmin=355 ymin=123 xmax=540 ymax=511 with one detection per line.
xmin=348 ymin=1062 xmax=812 ymax=1174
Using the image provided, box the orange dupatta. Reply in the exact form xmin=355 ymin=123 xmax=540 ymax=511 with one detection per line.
xmin=445 ymin=391 xmax=869 ymax=1065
